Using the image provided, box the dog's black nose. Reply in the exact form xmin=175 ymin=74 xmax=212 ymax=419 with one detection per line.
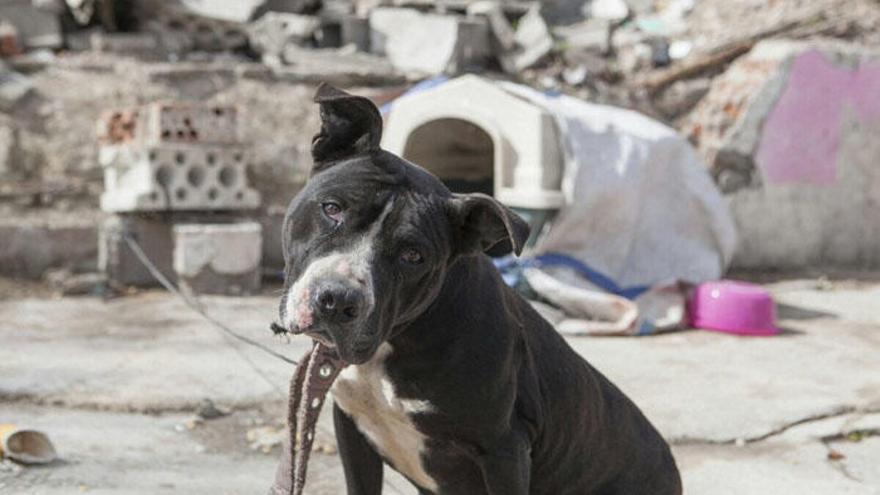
xmin=314 ymin=282 xmax=363 ymax=323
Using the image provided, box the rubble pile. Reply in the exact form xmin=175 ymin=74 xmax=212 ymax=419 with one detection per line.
xmin=1 ymin=0 xmax=879 ymax=281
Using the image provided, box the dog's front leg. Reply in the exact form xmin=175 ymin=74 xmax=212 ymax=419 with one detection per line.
xmin=334 ymin=403 xmax=384 ymax=495
xmin=477 ymin=430 xmax=531 ymax=495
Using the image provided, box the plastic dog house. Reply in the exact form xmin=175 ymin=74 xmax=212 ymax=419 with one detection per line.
xmin=382 ymin=75 xmax=565 ymax=210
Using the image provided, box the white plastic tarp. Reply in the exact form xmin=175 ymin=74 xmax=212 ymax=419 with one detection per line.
xmin=501 ymin=83 xmax=737 ymax=335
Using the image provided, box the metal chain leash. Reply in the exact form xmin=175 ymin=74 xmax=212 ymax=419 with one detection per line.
xmin=122 ymin=231 xmax=298 ymax=367
xmin=121 ymin=231 xmax=406 ymax=495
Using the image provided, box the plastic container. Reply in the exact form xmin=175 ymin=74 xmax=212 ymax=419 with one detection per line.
xmin=0 ymin=424 xmax=57 ymax=464
xmin=687 ymin=281 xmax=779 ymax=336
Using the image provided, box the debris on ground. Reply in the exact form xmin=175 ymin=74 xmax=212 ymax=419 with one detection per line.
xmin=45 ymin=268 xmax=106 ymax=296
xmin=0 ymin=0 xmax=878 ymax=284
xmin=195 ymin=399 xmax=231 ymax=421
xmin=246 ymin=425 xmax=285 ymax=454
xmin=685 ymin=39 xmax=880 ymax=270
xmin=0 ymin=425 xmax=57 ymax=465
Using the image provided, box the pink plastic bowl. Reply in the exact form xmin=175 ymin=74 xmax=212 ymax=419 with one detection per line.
xmin=687 ymin=281 xmax=779 ymax=336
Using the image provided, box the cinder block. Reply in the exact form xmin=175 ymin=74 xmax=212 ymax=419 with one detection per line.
xmin=97 ymin=102 xmax=239 ymax=146
xmin=153 ymin=6 xmax=250 ymax=51
xmin=340 ymin=14 xmax=370 ymax=52
xmin=98 ymin=101 xmax=259 ymax=214
xmin=99 ymin=214 xmax=176 ymax=287
xmin=258 ymin=208 xmax=286 ymax=277
xmin=173 ymin=222 xmax=262 ymax=296
xmin=0 ymin=0 xmax=62 ymax=50
xmin=99 ymin=143 xmax=260 ymax=212
xmin=369 ymin=8 xmax=492 ymax=75
xmin=247 ymin=12 xmax=319 ymax=58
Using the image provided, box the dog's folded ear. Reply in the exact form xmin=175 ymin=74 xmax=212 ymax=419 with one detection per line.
xmin=448 ymin=193 xmax=531 ymax=258
xmin=311 ymin=83 xmax=383 ymax=172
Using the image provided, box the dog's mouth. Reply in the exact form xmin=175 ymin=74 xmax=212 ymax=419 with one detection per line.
xmin=272 ymin=319 xmax=379 ymax=365
xmin=315 ymin=330 xmax=378 ymax=365
xmin=303 ymin=328 xmax=335 ymax=348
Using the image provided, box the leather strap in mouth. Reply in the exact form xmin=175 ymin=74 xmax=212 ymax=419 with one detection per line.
xmin=281 ymin=341 xmax=347 ymax=495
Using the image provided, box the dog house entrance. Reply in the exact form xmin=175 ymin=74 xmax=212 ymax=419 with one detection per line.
xmin=402 ymin=118 xmax=494 ymax=196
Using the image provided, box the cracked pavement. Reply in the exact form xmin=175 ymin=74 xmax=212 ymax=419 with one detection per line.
xmin=1 ymin=277 xmax=878 ymax=494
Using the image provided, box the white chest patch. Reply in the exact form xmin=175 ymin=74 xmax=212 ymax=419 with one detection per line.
xmin=331 ymin=343 xmax=438 ymax=491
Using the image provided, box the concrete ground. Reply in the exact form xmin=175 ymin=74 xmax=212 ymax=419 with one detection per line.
xmin=1 ymin=277 xmax=878 ymax=494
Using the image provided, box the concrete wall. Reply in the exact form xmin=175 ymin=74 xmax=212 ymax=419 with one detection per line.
xmin=687 ymin=41 xmax=880 ymax=270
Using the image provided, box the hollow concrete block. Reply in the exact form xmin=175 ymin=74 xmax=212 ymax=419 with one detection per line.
xmin=99 ymin=214 xmax=176 ymax=288
xmin=369 ymin=8 xmax=492 ymax=75
xmin=99 ymin=143 xmax=260 ymax=213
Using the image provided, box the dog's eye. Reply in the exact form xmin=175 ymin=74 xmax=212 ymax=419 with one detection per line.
xmin=400 ymin=248 xmax=424 ymax=265
xmin=321 ymin=202 xmax=343 ymax=222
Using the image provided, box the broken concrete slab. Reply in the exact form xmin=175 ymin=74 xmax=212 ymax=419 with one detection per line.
xmin=0 ymin=122 xmax=21 ymax=178
xmin=590 ymin=0 xmax=629 ymax=21
xmin=654 ymin=77 xmax=711 ymax=120
xmin=0 ymin=0 xmax=62 ymax=49
xmin=6 ymin=49 xmax=56 ymax=74
xmin=88 ymin=32 xmax=163 ymax=60
xmin=259 ymin=0 xmax=323 ymax=15
xmin=152 ymin=3 xmax=250 ymax=52
xmin=173 ymin=222 xmax=262 ymax=296
xmin=0 ymin=213 xmax=98 ymax=279
xmin=278 ymin=45 xmax=406 ymax=86
xmin=369 ymin=8 xmax=492 ymax=75
xmin=506 ymin=4 xmax=554 ymax=71
xmin=98 ymin=214 xmax=176 ymax=288
xmin=467 ymin=1 xmax=516 ymax=52
xmin=685 ymin=40 xmax=880 ymax=270
xmin=0 ymin=64 xmax=34 ymax=111
xmin=539 ymin=0 xmax=589 ymax=26
xmin=176 ymin=0 xmax=264 ymax=24
xmin=247 ymin=12 xmax=320 ymax=60
xmin=554 ymin=18 xmax=613 ymax=55
xmin=339 ymin=13 xmax=370 ymax=51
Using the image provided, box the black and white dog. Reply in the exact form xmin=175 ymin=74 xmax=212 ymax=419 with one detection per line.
xmin=274 ymin=84 xmax=682 ymax=494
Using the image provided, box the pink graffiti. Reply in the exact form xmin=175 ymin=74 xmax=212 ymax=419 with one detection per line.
xmin=756 ymin=49 xmax=880 ymax=185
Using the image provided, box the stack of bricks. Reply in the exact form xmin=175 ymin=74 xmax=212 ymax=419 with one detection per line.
xmin=97 ymin=102 xmax=263 ymax=295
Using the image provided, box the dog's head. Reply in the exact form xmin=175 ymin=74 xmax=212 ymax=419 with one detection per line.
xmin=278 ymin=84 xmax=529 ymax=364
